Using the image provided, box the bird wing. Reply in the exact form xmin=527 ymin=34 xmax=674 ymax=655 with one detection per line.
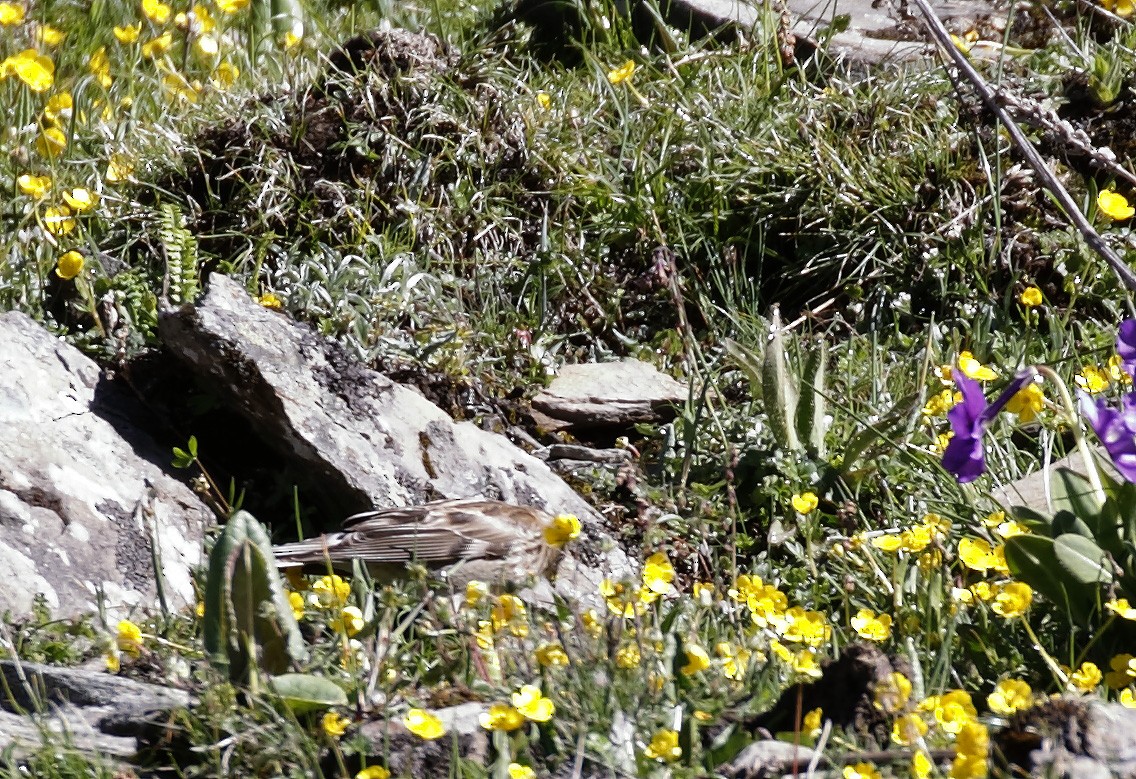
xmin=275 ymin=499 xmax=547 ymax=567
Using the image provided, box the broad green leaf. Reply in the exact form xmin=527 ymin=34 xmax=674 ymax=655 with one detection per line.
xmin=1008 ymin=505 xmax=1054 ymax=535
xmin=1054 ymin=534 xmax=1113 ymax=586
xmin=1051 ymin=467 xmax=1103 ymax=521
xmin=1004 ymin=535 xmax=1096 ymax=624
xmin=723 ymin=338 xmax=763 ymax=397
xmin=1051 ymin=510 xmax=1095 ymax=540
xmin=762 ymin=307 xmax=800 ymax=452
xmin=270 ymin=674 xmax=349 ymax=715
xmin=796 ymin=340 xmax=827 ymax=457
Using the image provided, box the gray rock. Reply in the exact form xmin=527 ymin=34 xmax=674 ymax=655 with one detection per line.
xmin=668 ymin=0 xmax=1004 ymax=64
xmin=356 ymin=702 xmax=489 ymax=776
xmin=158 ymin=275 xmax=601 ymax=526
xmin=993 ymin=453 xmax=1113 ymax=516
xmin=0 ymin=313 xmax=211 ymax=621
xmin=531 ymin=359 xmax=687 ymax=429
xmin=717 ymin=739 xmax=826 ymax=778
xmin=995 ymin=697 xmax=1136 ymax=779
xmin=0 ymin=659 xmax=190 ymax=762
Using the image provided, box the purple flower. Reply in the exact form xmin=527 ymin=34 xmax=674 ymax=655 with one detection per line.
xmin=1118 ymin=320 xmax=1136 ymax=379
xmin=942 ymin=368 xmax=1038 ymax=483
xmin=1079 ymin=391 xmax=1136 ymax=483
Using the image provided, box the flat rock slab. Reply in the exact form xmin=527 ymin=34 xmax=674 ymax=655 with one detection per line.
xmin=0 ymin=313 xmax=211 ymax=620
xmin=0 ymin=660 xmax=190 ymax=763
xmin=531 ymin=359 xmax=687 ymax=429
xmin=158 ymin=275 xmax=601 ymax=526
xmin=674 ymin=0 xmax=1004 ymax=63
xmin=993 ymin=453 xmax=1114 ymax=515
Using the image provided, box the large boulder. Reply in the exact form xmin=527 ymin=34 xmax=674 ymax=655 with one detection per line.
xmin=158 ymin=275 xmax=602 ymax=528
xmin=0 ymin=313 xmax=211 ymax=620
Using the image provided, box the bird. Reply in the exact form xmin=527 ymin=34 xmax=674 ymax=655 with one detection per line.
xmin=272 ymin=498 xmax=582 ymax=588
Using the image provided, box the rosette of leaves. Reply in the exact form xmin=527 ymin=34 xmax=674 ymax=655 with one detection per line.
xmin=203 ymin=510 xmax=309 ymax=692
xmin=1004 ymin=467 xmax=1136 ymax=626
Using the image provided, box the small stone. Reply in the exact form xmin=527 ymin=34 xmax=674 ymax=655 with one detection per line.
xmin=532 ymin=359 xmax=686 ymax=429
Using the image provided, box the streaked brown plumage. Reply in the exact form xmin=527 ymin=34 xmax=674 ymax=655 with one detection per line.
xmin=273 ymin=498 xmax=570 ymax=587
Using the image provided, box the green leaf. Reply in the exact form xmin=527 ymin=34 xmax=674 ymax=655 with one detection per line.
xmin=270 ymin=674 xmax=348 ymax=715
xmin=1054 ymin=534 xmax=1113 ymax=586
xmin=1004 ymin=535 xmax=1096 ymax=624
xmin=1051 ymin=467 xmax=1103 ymax=521
xmin=761 ymin=307 xmax=799 ymax=452
xmin=724 ymin=338 xmax=763 ymax=398
xmin=203 ymin=511 xmax=308 ymax=687
xmin=796 ymin=339 xmax=827 ymax=458
xmin=1008 ymin=505 xmax=1055 ymax=535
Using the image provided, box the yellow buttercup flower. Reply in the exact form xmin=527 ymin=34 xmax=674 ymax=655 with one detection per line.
xmin=403 ymin=708 xmax=445 ymax=739
xmin=106 ymin=154 xmax=135 ymax=183
xmin=507 ymin=764 xmax=535 ymax=779
xmin=287 ymin=591 xmax=305 ymax=620
xmin=17 ymin=173 xmax=51 ymax=198
xmin=1076 ymin=364 xmax=1111 ymax=393
xmin=0 ymin=2 xmax=25 ymax=24
xmin=330 ymin=605 xmax=364 ymax=636
xmin=55 ymin=250 xmax=84 ymax=280
xmin=957 ymin=351 xmax=998 ymax=381
xmin=681 ymin=644 xmax=711 ymax=675
xmin=215 ymin=0 xmax=250 ymax=12
xmin=987 ymin=679 xmax=1032 ymax=714
xmin=116 ymin=619 xmax=144 ymax=655
xmin=1069 ymin=661 xmax=1102 ymax=692
xmin=534 ymin=642 xmax=569 ymax=667
xmin=912 ymin=750 xmax=933 ymax=779
xmin=355 ymin=767 xmax=390 ymax=779
xmin=1099 ymin=189 xmax=1135 ymax=221
xmin=542 ymin=513 xmax=581 ymax=547
xmin=535 ymin=91 xmax=551 ymax=109
xmin=850 ymin=609 xmax=892 ymax=642
xmin=142 ymin=0 xmax=171 ymax=24
xmin=1019 ymin=286 xmax=1043 ymax=307
xmin=211 ymin=61 xmax=239 ymax=88
xmin=643 ymin=728 xmax=681 ymax=761
xmin=114 ymin=23 xmax=142 ymax=43
xmin=607 ymin=59 xmax=636 ymax=85
xmin=321 ymin=711 xmax=350 ymax=738
xmin=642 ymin=551 xmax=675 ymax=594
xmin=1 ymin=49 xmax=54 ymax=92
xmin=511 ymin=685 xmax=554 ymax=722
xmin=891 ymin=712 xmax=928 ymax=745
xmin=1004 ymin=382 xmax=1045 ymax=423
xmin=1121 ymin=689 xmax=1136 ymax=707
xmin=63 ymin=188 xmax=98 ymax=213
xmin=142 ymin=32 xmax=174 ymax=59
xmin=89 ymin=47 xmax=111 ymax=88
xmin=479 ymin=702 xmax=525 ymax=731
xmin=1106 ymin=653 xmax=1136 ymax=688
xmin=1106 ymin=598 xmax=1136 ymax=620
xmin=38 ymin=24 xmax=65 ymax=45
xmin=791 ymin=491 xmax=819 ymax=514
xmin=257 ymin=291 xmax=283 ymax=309
xmin=42 ymin=205 xmax=75 ymax=235
xmin=802 ymin=707 xmax=823 ymax=733
xmin=37 ymin=126 xmax=67 ymax=158
xmin=312 ymin=573 xmax=351 ymax=606
xmin=843 ymin=762 xmax=881 ymax=779
xmin=991 ymin=581 xmax=1032 ymax=618
xmin=922 ymin=689 xmax=976 ymax=735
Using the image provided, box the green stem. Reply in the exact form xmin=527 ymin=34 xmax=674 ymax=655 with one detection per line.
xmin=1021 ymin=616 xmax=1068 ymax=688
xmin=1035 ymin=365 xmax=1105 ymax=503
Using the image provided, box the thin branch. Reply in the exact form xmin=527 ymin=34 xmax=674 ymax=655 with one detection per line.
xmin=911 ymin=0 xmax=1136 ymax=292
